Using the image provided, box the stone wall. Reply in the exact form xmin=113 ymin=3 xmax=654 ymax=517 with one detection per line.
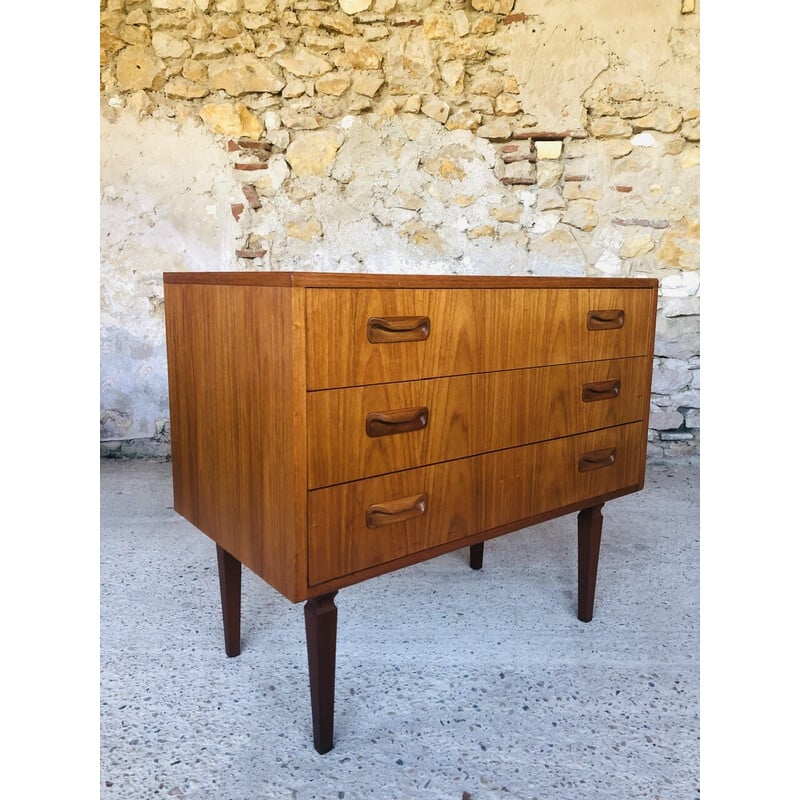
xmin=100 ymin=0 xmax=700 ymax=462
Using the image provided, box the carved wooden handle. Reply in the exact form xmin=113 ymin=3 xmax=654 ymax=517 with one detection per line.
xmin=587 ymin=309 xmax=625 ymax=330
xmin=581 ymin=379 xmax=621 ymax=402
xmin=578 ymin=447 xmax=617 ymax=472
xmin=366 ymin=493 xmax=428 ymax=528
xmin=367 ymin=316 xmax=430 ymax=343
xmin=366 ymin=406 xmax=429 ymax=438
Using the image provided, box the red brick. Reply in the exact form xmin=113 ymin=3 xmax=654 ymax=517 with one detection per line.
xmin=231 ymin=203 xmax=245 ymax=221
xmin=242 ymin=184 xmax=261 ymax=210
xmin=235 ymin=248 xmax=267 ymax=259
xmin=237 ymin=139 xmax=270 ymax=150
xmin=502 ymin=13 xmax=529 ymax=25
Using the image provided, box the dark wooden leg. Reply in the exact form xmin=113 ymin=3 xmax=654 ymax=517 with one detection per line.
xmin=216 ymin=544 xmax=241 ymax=657
xmin=469 ymin=542 xmax=484 ymax=570
xmin=577 ymin=504 xmax=604 ymax=622
xmin=304 ymin=591 xmax=338 ymax=754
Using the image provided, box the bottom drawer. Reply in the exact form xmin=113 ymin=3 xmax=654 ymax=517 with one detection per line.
xmin=307 ymin=422 xmax=644 ymax=585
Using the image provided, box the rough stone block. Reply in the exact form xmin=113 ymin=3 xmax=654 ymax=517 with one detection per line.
xmin=606 ymin=80 xmax=645 ymax=101
xmin=315 ymin=72 xmax=352 ymax=95
xmin=503 ymin=159 xmax=536 ymax=180
xmin=452 ymin=10 xmax=470 ymax=37
xmin=352 ymin=71 xmax=384 ymax=96
xmin=652 ymin=358 xmax=692 ymax=395
xmin=649 ymin=406 xmax=684 ymax=431
xmin=423 ymin=14 xmax=452 ymax=39
xmin=662 ymin=297 xmax=700 ymax=318
xmin=209 ymin=56 xmax=285 ymax=96
xmin=441 ymin=60 xmax=465 ymax=90
xmin=339 ymin=0 xmax=372 ymax=13
xmin=495 ymin=93 xmax=521 ymax=115
xmin=165 ymin=77 xmax=209 ymax=99
xmin=683 ymin=408 xmax=699 ymax=429
xmin=343 ymin=38 xmax=383 ymax=69
xmin=116 ymin=46 xmax=165 ymax=91
xmin=200 ymin=101 xmax=263 ymax=139
xmin=589 ymin=116 xmax=632 ymax=138
xmin=655 ymin=315 xmax=700 ymax=359
xmin=537 ymin=189 xmax=565 ymax=211
xmin=633 ymin=107 xmax=683 ymax=133
xmin=285 ymin=130 xmax=343 ymax=176
xmin=421 ymin=96 xmax=450 ymax=123
xmin=471 ymin=0 xmax=514 ymax=12
xmin=535 ymin=160 xmax=563 ymax=188
xmin=562 ymin=199 xmax=597 ymax=231
xmin=534 ymin=140 xmax=562 ymax=159
xmin=490 ymin=204 xmax=522 ymax=223
xmin=477 ymin=118 xmax=512 ymax=140
xmin=277 ymin=47 xmax=332 ymax=77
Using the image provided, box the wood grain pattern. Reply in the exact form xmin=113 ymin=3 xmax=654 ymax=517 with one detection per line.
xmin=305 ymin=287 xmax=656 ymax=389
xmin=307 ymin=356 xmax=650 ymax=488
xmin=164 ymin=283 xmax=308 ymax=601
xmin=164 ymin=274 xmax=657 ymax=603
xmin=307 ymin=422 xmax=645 ymax=586
xmin=164 ymin=271 xmax=659 ymax=290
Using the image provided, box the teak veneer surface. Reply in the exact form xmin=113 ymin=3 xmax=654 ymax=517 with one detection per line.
xmin=307 ymin=421 xmax=645 ymax=586
xmin=305 ymin=287 xmax=654 ymax=389
xmin=163 ymin=272 xmax=658 ymax=602
xmin=164 ymin=271 xmax=659 ymax=290
xmin=307 ymin=356 xmax=650 ymax=488
xmin=164 ymin=283 xmax=308 ymax=601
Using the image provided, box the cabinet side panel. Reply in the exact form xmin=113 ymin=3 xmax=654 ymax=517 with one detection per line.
xmin=164 ymin=283 xmax=303 ymax=600
xmin=637 ymin=285 xmax=660 ymax=487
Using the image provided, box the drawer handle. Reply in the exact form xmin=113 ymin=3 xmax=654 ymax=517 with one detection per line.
xmin=578 ymin=447 xmax=617 ymax=472
xmin=366 ymin=493 xmax=428 ymax=529
xmin=367 ymin=315 xmax=430 ymax=344
xmin=582 ymin=379 xmax=621 ymax=402
xmin=587 ymin=309 xmax=625 ymax=330
xmin=366 ymin=406 xmax=429 ymax=438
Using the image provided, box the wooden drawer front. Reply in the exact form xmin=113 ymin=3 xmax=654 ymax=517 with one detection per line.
xmin=307 ymin=357 xmax=650 ymax=489
xmin=305 ymin=287 xmax=654 ymax=389
xmin=307 ymin=422 xmax=644 ymax=585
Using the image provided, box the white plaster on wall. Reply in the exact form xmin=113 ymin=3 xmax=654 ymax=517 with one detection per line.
xmin=100 ymin=111 xmax=241 ymax=440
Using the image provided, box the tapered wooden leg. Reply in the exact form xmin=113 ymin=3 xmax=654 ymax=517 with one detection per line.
xmin=577 ymin=504 xmax=604 ymax=622
xmin=469 ymin=542 xmax=484 ymax=570
xmin=305 ymin=591 xmax=338 ymax=754
xmin=216 ymin=544 xmax=241 ymax=657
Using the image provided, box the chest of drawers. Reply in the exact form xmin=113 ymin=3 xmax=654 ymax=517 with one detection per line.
xmin=163 ymin=271 xmax=658 ymax=753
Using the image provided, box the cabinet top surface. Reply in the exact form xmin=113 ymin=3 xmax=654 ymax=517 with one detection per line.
xmin=163 ymin=271 xmax=659 ymax=289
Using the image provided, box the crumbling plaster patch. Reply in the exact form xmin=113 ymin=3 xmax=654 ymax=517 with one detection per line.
xmin=100 ymin=110 xmax=241 ymax=440
xmin=510 ymin=0 xmax=699 ymax=130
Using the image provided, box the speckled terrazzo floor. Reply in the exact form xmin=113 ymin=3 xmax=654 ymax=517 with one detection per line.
xmin=100 ymin=459 xmax=698 ymax=800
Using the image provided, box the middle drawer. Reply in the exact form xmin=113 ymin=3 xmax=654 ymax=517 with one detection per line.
xmin=307 ymin=356 xmax=649 ymax=488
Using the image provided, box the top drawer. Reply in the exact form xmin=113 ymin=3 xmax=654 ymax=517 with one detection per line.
xmin=306 ymin=287 xmax=656 ymax=389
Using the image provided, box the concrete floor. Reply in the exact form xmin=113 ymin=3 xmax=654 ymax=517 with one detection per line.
xmin=100 ymin=459 xmax=698 ymax=800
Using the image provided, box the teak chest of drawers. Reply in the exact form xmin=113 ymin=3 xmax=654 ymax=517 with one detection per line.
xmin=163 ymin=271 xmax=658 ymax=753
